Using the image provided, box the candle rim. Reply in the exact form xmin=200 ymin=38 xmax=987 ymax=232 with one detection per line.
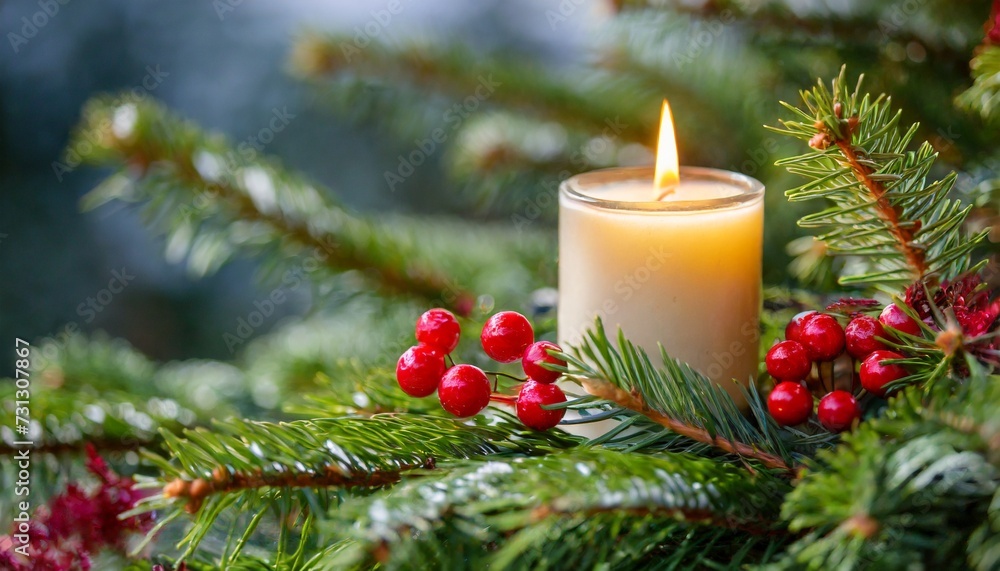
xmin=561 ymin=166 xmax=764 ymax=213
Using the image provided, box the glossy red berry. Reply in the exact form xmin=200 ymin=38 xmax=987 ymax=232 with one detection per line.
xmin=765 ymin=340 xmax=811 ymax=382
xmin=879 ymin=303 xmax=921 ymax=338
xmin=521 ymin=341 xmax=566 ymax=384
xmin=798 ymin=313 xmax=845 ymax=361
xmin=767 ymin=381 xmax=813 ymax=426
xmin=859 ymin=350 xmax=907 ymax=397
xmin=481 ymin=311 xmax=534 ymax=363
xmin=516 ymin=380 xmax=567 ymax=430
xmin=415 ymin=308 xmax=461 ymax=353
xmin=844 ymin=315 xmax=889 ymax=359
xmin=817 ymin=390 xmax=860 ymax=432
xmin=438 ymin=364 xmax=491 ymax=418
xmin=785 ymin=310 xmax=817 ymax=343
xmin=396 ymin=345 xmax=446 ymax=397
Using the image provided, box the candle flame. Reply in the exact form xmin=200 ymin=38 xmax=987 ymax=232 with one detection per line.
xmin=653 ymin=99 xmax=680 ymax=200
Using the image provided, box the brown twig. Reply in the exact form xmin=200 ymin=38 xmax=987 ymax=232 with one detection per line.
xmin=825 ymin=119 xmax=929 ymax=279
xmin=582 ymin=379 xmax=799 ymax=476
xmin=164 ymin=457 xmax=435 ymax=513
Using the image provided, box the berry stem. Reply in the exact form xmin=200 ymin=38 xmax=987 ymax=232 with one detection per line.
xmin=850 ymin=358 xmax=856 ymax=393
xmin=485 ymin=371 xmax=527 ymax=382
xmin=446 ymin=354 xmax=456 ymax=367
xmin=820 ymin=361 xmax=834 ymax=393
xmin=489 ymin=393 xmax=518 ymax=405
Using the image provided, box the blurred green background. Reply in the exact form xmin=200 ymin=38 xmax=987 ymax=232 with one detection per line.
xmin=0 ymin=0 xmax=992 ymax=373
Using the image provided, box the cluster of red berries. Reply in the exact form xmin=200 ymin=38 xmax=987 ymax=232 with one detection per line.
xmin=395 ymin=308 xmax=568 ymax=430
xmin=765 ymin=303 xmax=918 ymax=432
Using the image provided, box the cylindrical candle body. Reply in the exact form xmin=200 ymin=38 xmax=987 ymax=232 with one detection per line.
xmin=558 ymin=166 xmax=764 ymax=405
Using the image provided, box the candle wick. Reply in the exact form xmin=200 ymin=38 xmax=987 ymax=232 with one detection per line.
xmin=654 ymin=185 xmax=677 ymax=201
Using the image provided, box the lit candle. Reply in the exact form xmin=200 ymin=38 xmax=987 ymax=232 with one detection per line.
xmin=558 ymin=101 xmax=764 ymax=407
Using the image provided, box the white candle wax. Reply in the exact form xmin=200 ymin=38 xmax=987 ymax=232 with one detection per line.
xmin=558 ymin=166 xmax=764 ymax=408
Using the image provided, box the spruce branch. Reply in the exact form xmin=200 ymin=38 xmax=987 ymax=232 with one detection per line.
xmin=290 ymin=35 xmax=655 ymax=144
xmin=0 ymin=386 xmax=196 ymax=460
xmin=316 ymin=449 xmax=791 ymax=570
xmin=72 ymin=96 xmax=476 ymax=314
xmin=561 ymin=319 xmax=837 ymax=477
xmin=616 ymin=0 xmax=979 ymax=62
xmin=581 ymin=380 xmax=793 ymax=474
xmin=130 ymin=414 xmax=577 ymax=559
xmin=773 ymin=372 xmax=1000 ymax=569
xmin=769 ymin=67 xmax=986 ymax=288
xmin=147 ymin=541 xmax=356 ymax=571
xmin=0 ymin=337 xmax=210 ymax=464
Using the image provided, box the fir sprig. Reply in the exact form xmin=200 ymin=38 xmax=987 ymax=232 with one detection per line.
xmin=0 ymin=385 xmax=196 ymax=459
xmin=72 ymin=97 xmax=476 ymax=314
xmin=0 ymin=333 xmax=256 ymax=462
xmin=130 ymin=414 xmax=577 ymax=560
xmin=769 ymin=67 xmax=986 ymax=288
xmin=315 ymin=448 xmax=791 ymax=570
xmin=773 ymin=371 xmax=1000 ymax=569
xmin=615 ymin=0 xmax=981 ymax=63
xmin=561 ymin=319 xmax=838 ymax=476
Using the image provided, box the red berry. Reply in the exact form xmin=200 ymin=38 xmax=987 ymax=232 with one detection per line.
xmin=521 ymin=341 xmax=566 ymax=384
xmin=767 ymin=381 xmax=813 ymax=426
xmin=844 ymin=315 xmax=889 ymax=359
xmin=798 ymin=313 xmax=845 ymax=361
xmin=437 ymin=364 xmax=492 ymax=418
xmin=785 ymin=310 xmax=817 ymax=343
xmin=516 ymin=380 xmax=567 ymax=430
xmin=817 ymin=390 xmax=860 ymax=432
xmin=765 ymin=340 xmax=812 ymax=381
xmin=879 ymin=304 xmax=921 ymax=338
xmin=396 ymin=345 xmax=446 ymax=397
xmin=859 ymin=350 xmax=907 ymax=397
xmin=415 ymin=308 xmax=461 ymax=353
xmin=481 ymin=311 xmax=534 ymax=363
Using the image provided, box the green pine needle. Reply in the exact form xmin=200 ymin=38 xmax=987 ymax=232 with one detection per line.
xmin=769 ymin=67 xmax=986 ymax=289
xmin=315 ymin=448 xmax=790 ymax=570
xmin=561 ymin=318 xmax=837 ymax=474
